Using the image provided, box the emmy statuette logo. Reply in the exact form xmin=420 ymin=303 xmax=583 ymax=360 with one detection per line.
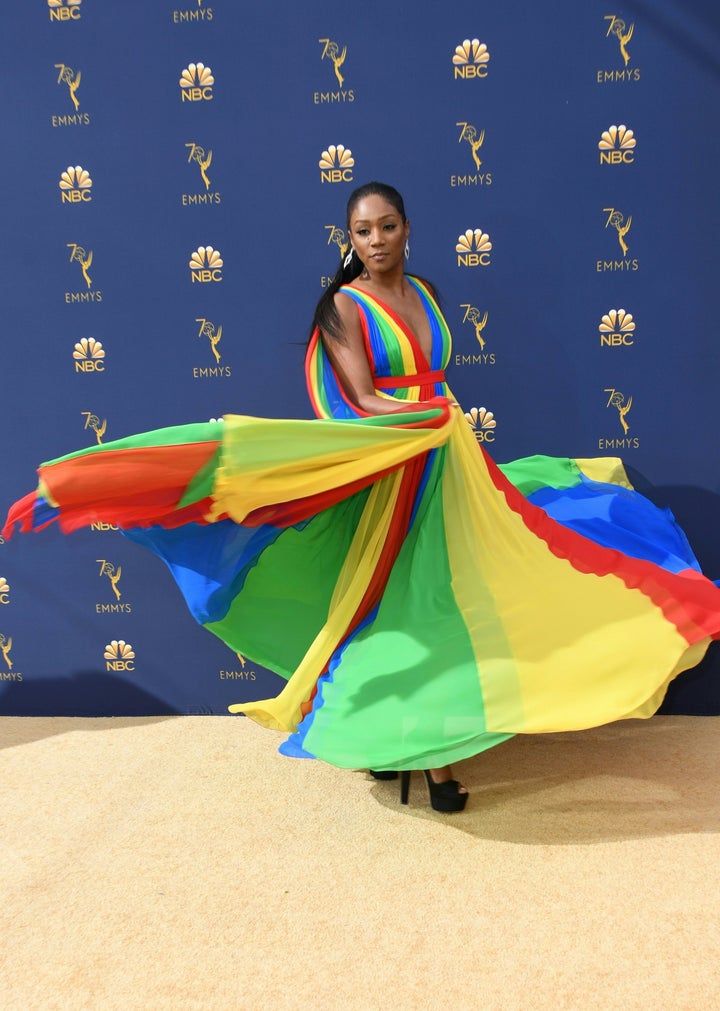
xmin=456 ymin=229 xmax=492 ymax=267
xmin=464 ymin=407 xmax=497 ymax=443
xmin=55 ymin=64 xmax=81 ymax=110
xmin=598 ymin=15 xmax=640 ymax=82
xmin=599 ymin=309 xmax=635 ymax=347
xmin=59 ymin=166 xmax=92 ymax=203
xmin=454 ymin=306 xmax=495 ymax=366
xmin=600 ymin=388 xmax=639 ymax=449
xmin=189 ymin=246 xmax=223 ymax=282
xmin=599 ymin=125 xmax=636 ymax=165
xmin=104 ymin=640 xmax=136 ymax=672
xmin=452 ymin=123 xmax=492 ymax=188
xmin=82 ymin=411 xmax=107 ymax=445
xmin=319 ymin=145 xmax=354 ymax=183
xmin=73 ymin=338 xmax=106 ymax=373
xmin=48 ymin=0 xmax=82 ymax=22
xmin=0 ymin=632 xmax=22 ymax=681
xmin=453 ymin=39 xmax=490 ymax=79
xmin=180 ymin=63 xmax=214 ymax=102
xmin=0 ymin=577 xmax=9 ymax=605
xmin=96 ymin=560 xmax=132 ymax=613
xmin=193 ymin=318 xmax=231 ymax=378
xmin=53 ymin=64 xmax=90 ymax=127
xmin=315 ymin=38 xmax=354 ymax=103
xmin=321 ymin=225 xmax=348 ymax=285
xmin=597 ymin=208 xmax=638 ymax=272
xmin=66 ymin=243 xmax=102 ymax=302
xmin=183 ymin=143 xmax=221 ymax=205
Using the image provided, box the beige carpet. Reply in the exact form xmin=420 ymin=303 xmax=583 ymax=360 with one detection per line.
xmin=2 ymin=715 xmax=719 ymax=1010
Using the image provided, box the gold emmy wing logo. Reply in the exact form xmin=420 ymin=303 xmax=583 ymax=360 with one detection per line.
xmin=456 ymin=229 xmax=492 ymax=267
xmin=319 ymin=145 xmax=354 ymax=184
xmin=59 ymin=166 xmax=92 ymax=204
xmin=186 ymin=142 xmax=212 ymax=190
xmin=457 ymin=122 xmax=485 ymax=170
xmin=605 ymin=15 xmax=634 ymax=66
xmin=604 ymin=207 xmax=632 ymax=254
xmin=461 ymin=305 xmax=489 ymax=349
xmin=180 ymin=63 xmax=214 ymax=102
xmin=48 ymin=0 xmax=82 ymax=22
xmin=0 ymin=633 xmax=13 ymax=669
xmin=453 ymin=39 xmax=490 ymax=79
xmin=464 ymin=407 xmax=496 ymax=443
xmin=197 ymin=317 xmax=222 ymax=363
xmin=98 ymin=560 xmax=122 ymax=600
xmin=0 ymin=577 xmax=9 ymax=605
xmin=55 ymin=64 xmax=81 ymax=109
xmin=82 ymin=411 xmax=107 ymax=444
xmin=67 ymin=243 xmax=93 ymax=288
xmin=605 ymin=388 xmax=632 ymax=434
xmin=318 ymin=38 xmax=347 ymax=87
xmin=104 ymin=639 xmax=135 ymax=672
xmin=599 ymin=309 xmax=635 ymax=347
xmin=189 ymin=246 xmax=223 ymax=283
xmin=73 ymin=338 xmax=105 ymax=373
xmin=325 ymin=224 xmax=348 ymax=259
xmin=599 ymin=124 xmax=636 ymax=164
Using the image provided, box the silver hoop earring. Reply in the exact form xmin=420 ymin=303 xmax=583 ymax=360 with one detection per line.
xmin=404 ymin=240 xmax=410 ymax=261
xmin=343 ymin=248 xmax=354 ymax=269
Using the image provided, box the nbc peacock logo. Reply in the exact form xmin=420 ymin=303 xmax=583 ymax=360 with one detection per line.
xmin=599 ymin=124 xmax=636 ymax=164
xmin=599 ymin=309 xmax=635 ymax=347
xmin=59 ymin=166 xmax=92 ymax=204
xmin=73 ymin=338 xmax=105 ymax=373
xmin=464 ymin=406 xmax=496 ymax=443
xmin=0 ymin=577 xmax=9 ymax=605
xmin=319 ymin=145 xmax=354 ymax=184
xmin=189 ymin=246 xmax=223 ymax=282
xmin=48 ymin=0 xmax=82 ymax=22
xmin=104 ymin=639 xmax=136 ymax=673
xmin=180 ymin=62 xmax=214 ymax=102
xmin=456 ymin=229 xmax=492 ymax=267
xmin=453 ymin=39 xmax=490 ymax=79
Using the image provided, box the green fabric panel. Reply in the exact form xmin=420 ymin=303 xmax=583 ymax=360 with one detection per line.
xmin=299 ymin=451 xmax=512 ymax=768
xmin=498 ymin=454 xmax=582 ymax=496
xmin=204 ymin=489 xmax=371 ymax=679
xmin=178 ymin=448 xmax=221 ymax=508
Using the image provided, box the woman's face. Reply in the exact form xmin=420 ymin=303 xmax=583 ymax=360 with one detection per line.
xmin=348 ymin=194 xmax=409 ymax=274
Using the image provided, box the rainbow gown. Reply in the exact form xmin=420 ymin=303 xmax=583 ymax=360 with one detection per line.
xmin=4 ymin=277 xmax=720 ymax=770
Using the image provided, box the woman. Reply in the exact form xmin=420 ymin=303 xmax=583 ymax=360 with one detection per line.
xmin=5 ymin=183 xmax=720 ymax=814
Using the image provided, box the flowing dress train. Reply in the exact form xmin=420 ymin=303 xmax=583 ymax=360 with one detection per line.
xmin=4 ymin=277 xmax=720 ymax=769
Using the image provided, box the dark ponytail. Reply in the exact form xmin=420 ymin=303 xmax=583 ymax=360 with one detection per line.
xmin=310 ymin=181 xmax=407 ymax=342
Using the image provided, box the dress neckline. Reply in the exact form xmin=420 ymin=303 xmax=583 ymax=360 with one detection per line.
xmin=344 ymin=278 xmax=433 ymax=371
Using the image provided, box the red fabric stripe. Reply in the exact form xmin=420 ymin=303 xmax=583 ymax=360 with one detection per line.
xmin=374 ymin=370 xmax=446 ymax=389
xmin=31 ymin=442 xmax=220 ymax=533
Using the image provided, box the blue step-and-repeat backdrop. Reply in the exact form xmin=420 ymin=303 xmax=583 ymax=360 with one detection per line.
xmin=1 ymin=0 xmax=719 ymax=715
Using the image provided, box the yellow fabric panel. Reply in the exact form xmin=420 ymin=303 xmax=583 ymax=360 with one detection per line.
xmin=209 ymin=413 xmax=450 ymax=523
xmin=574 ymin=456 xmax=634 ymax=490
xmin=444 ymin=418 xmax=696 ymax=734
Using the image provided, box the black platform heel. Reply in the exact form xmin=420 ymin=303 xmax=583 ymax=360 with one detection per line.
xmin=399 ymin=770 xmax=468 ymax=812
xmin=369 ymin=770 xmax=398 ymax=781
